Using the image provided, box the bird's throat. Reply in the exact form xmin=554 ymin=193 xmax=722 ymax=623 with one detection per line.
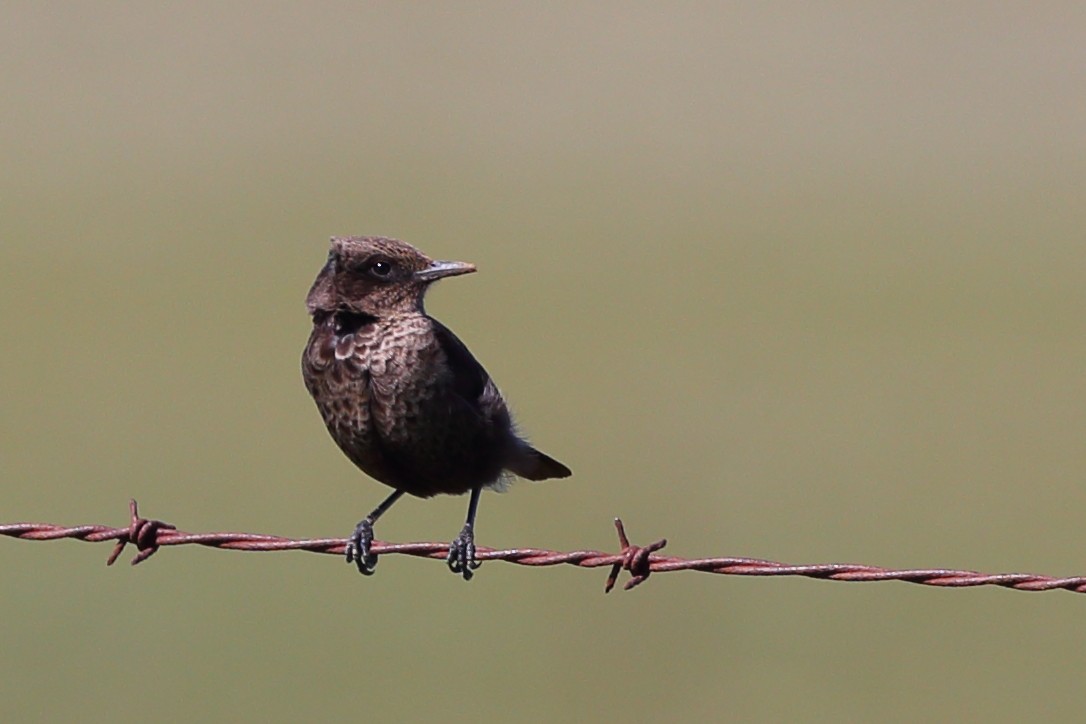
xmin=333 ymin=310 xmax=378 ymax=337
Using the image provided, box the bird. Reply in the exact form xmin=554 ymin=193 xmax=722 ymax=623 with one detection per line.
xmin=302 ymin=236 xmax=571 ymax=580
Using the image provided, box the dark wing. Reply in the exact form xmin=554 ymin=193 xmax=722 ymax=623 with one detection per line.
xmin=429 ymin=318 xmax=491 ymax=405
xmin=431 ymin=317 xmax=571 ymax=483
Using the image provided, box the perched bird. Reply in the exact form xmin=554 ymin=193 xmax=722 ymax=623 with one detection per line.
xmin=302 ymin=236 xmax=571 ymax=579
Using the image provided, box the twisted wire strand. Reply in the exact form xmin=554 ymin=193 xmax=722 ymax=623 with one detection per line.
xmin=3 ymin=500 xmax=1085 ymax=594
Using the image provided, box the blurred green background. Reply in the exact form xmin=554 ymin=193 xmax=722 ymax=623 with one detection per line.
xmin=2 ymin=3 xmax=1085 ymax=722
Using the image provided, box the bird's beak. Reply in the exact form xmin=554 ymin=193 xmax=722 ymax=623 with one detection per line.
xmin=414 ymin=260 xmax=477 ymax=282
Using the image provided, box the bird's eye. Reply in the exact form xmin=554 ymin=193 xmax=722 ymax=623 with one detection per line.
xmin=368 ymin=260 xmax=393 ymax=278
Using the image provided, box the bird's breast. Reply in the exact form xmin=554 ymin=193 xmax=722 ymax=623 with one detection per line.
xmin=304 ymin=315 xmax=498 ymax=494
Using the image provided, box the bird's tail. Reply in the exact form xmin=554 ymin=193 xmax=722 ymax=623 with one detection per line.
xmin=508 ymin=444 xmax=572 ymax=481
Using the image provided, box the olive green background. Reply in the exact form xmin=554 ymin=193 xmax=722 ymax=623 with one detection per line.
xmin=2 ymin=4 xmax=1085 ymax=722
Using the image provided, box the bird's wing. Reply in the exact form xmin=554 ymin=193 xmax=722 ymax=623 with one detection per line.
xmin=429 ymin=318 xmax=492 ymax=405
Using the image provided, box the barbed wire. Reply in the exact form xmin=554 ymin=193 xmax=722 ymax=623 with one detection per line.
xmin=2 ymin=499 xmax=1085 ymax=594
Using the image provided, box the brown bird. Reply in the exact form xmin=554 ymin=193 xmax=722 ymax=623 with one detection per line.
xmin=302 ymin=236 xmax=571 ymax=579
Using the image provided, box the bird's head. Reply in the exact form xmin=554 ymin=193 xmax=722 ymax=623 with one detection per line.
xmin=306 ymin=236 xmax=476 ymax=317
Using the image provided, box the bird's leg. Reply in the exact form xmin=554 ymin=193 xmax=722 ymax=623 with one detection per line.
xmin=347 ymin=489 xmax=405 ymax=575
xmin=447 ymin=486 xmax=482 ymax=580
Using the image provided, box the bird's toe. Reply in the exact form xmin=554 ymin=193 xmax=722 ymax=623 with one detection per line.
xmin=446 ymin=524 xmax=480 ymax=580
xmin=347 ymin=519 xmax=378 ymax=575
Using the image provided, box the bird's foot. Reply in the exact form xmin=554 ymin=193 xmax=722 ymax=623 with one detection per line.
xmin=346 ymin=518 xmax=378 ymax=575
xmin=446 ymin=523 xmax=480 ymax=580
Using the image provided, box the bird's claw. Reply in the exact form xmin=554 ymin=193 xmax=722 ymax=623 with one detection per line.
xmin=346 ymin=519 xmax=378 ymax=575
xmin=446 ymin=524 xmax=480 ymax=580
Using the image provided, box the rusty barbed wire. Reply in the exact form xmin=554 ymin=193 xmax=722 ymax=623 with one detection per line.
xmin=3 ymin=499 xmax=1086 ymax=594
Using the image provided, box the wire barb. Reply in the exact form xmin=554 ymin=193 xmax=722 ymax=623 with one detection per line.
xmin=105 ymin=499 xmax=176 ymax=566
xmin=4 ymin=500 xmax=1086 ymax=596
xmin=605 ymin=518 xmax=667 ymax=592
